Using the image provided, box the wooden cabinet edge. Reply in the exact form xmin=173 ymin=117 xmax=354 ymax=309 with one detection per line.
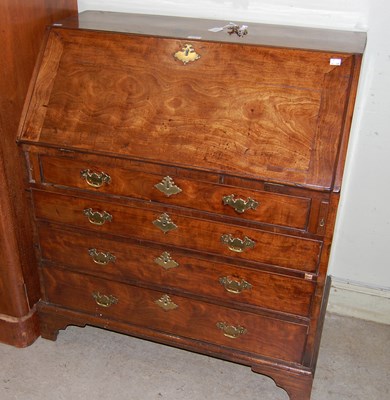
xmin=0 ymin=307 xmax=40 ymax=347
xmin=333 ymin=54 xmax=363 ymax=192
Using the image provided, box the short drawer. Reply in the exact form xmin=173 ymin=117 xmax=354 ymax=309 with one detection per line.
xmin=42 ymin=267 xmax=308 ymax=363
xmin=33 ymin=190 xmax=322 ymax=273
xmin=39 ymin=155 xmax=311 ymax=230
xmin=38 ymin=225 xmax=316 ymax=317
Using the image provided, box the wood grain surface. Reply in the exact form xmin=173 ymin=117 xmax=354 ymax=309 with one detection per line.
xmin=39 ymin=154 xmax=312 ymax=229
xmin=20 ymin=28 xmax=356 ymax=189
xmin=17 ymin=11 xmax=364 ymax=398
xmin=38 ymin=224 xmax=316 ymax=317
xmin=42 ymin=266 xmax=308 ymax=363
xmin=0 ymin=0 xmax=77 ymax=346
xmin=32 ymin=189 xmax=322 ymax=272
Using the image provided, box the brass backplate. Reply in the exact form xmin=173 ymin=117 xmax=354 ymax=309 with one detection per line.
xmin=80 ymin=169 xmax=111 ymax=188
xmin=220 ymin=234 xmax=255 ymax=253
xmin=83 ymin=208 xmax=113 ymax=225
xmin=153 ymin=213 xmax=178 ymax=233
xmin=219 ymin=276 xmax=252 ymax=294
xmin=216 ymin=322 xmax=247 ymax=339
xmin=92 ymin=292 xmax=118 ymax=308
xmin=154 ymin=176 xmax=182 ymax=197
xmin=222 ymin=194 xmax=259 ymax=214
xmin=88 ymin=248 xmax=116 ymax=265
xmin=174 ymin=44 xmax=200 ymax=64
xmin=154 ymin=294 xmax=178 ymax=311
xmin=154 ymin=251 xmax=179 ymax=270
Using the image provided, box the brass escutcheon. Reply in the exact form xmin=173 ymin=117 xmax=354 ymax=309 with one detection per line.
xmin=80 ymin=169 xmax=111 ymax=188
xmin=154 ymin=294 xmax=178 ymax=311
xmin=83 ymin=208 xmax=113 ymax=225
xmin=216 ymin=322 xmax=247 ymax=339
xmin=88 ymin=249 xmax=116 ymax=265
xmin=219 ymin=276 xmax=252 ymax=294
xmin=92 ymin=291 xmax=118 ymax=308
xmin=220 ymin=234 xmax=255 ymax=253
xmin=174 ymin=44 xmax=200 ymax=64
xmin=152 ymin=213 xmax=178 ymax=234
xmin=222 ymin=194 xmax=259 ymax=214
xmin=154 ymin=251 xmax=179 ymax=270
xmin=154 ymin=176 xmax=182 ymax=197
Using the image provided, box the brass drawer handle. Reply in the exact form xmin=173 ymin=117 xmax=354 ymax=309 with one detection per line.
xmin=216 ymin=322 xmax=247 ymax=339
xmin=83 ymin=208 xmax=113 ymax=225
xmin=222 ymin=194 xmax=259 ymax=214
xmin=154 ymin=176 xmax=182 ymax=197
xmin=220 ymin=234 xmax=255 ymax=253
xmin=92 ymin=291 xmax=118 ymax=308
xmin=80 ymin=169 xmax=111 ymax=188
xmin=88 ymin=249 xmax=116 ymax=265
xmin=154 ymin=294 xmax=178 ymax=311
xmin=219 ymin=276 xmax=252 ymax=294
xmin=154 ymin=251 xmax=179 ymax=270
xmin=153 ymin=213 xmax=178 ymax=233
xmin=174 ymin=44 xmax=200 ymax=64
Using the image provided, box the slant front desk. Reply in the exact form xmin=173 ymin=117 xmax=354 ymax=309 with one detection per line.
xmin=18 ymin=11 xmax=365 ymax=399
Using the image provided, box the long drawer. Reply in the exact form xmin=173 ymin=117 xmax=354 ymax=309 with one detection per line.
xmin=39 ymin=155 xmax=311 ymax=230
xmin=33 ymin=190 xmax=322 ymax=273
xmin=38 ymin=224 xmax=316 ymax=317
xmin=42 ymin=267 xmax=308 ymax=363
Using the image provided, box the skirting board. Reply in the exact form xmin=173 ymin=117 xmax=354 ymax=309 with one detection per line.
xmin=327 ymin=277 xmax=390 ymax=325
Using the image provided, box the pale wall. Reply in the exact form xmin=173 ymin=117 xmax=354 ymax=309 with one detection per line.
xmin=77 ymin=0 xmax=390 ymax=291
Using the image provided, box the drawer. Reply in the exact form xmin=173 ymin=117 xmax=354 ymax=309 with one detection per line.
xmin=42 ymin=267 xmax=308 ymax=363
xmin=33 ymin=190 xmax=322 ymax=273
xmin=39 ymin=155 xmax=311 ymax=230
xmin=38 ymin=225 xmax=316 ymax=317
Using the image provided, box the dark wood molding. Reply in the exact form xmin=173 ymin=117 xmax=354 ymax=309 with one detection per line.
xmin=0 ymin=307 xmax=40 ymax=348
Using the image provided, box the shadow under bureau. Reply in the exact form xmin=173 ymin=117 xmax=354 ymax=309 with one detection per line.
xmin=17 ymin=11 xmax=365 ymax=400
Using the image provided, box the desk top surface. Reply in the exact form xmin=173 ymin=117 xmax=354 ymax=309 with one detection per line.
xmin=55 ymin=11 xmax=366 ymax=54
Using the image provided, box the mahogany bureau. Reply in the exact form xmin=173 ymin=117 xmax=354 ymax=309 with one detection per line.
xmin=17 ymin=11 xmax=365 ymax=400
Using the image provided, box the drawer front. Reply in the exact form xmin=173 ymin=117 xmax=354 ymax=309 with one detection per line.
xmin=40 ymin=155 xmax=311 ymax=230
xmin=38 ymin=225 xmax=315 ymax=317
xmin=33 ymin=191 xmax=322 ymax=272
xmin=42 ymin=267 xmax=308 ymax=363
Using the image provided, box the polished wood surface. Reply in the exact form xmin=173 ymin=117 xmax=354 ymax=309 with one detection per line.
xmin=0 ymin=310 xmax=40 ymax=348
xmin=39 ymin=155 xmax=312 ymax=229
xmin=0 ymin=0 xmax=77 ymax=346
xmin=20 ymin=28 xmax=357 ymax=190
xmin=32 ymin=189 xmax=322 ymax=272
xmin=38 ymin=224 xmax=315 ymax=317
xmin=42 ymin=266 xmax=308 ymax=363
xmin=27 ymin=146 xmax=332 ymax=236
xmin=18 ymin=11 xmax=364 ymax=398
